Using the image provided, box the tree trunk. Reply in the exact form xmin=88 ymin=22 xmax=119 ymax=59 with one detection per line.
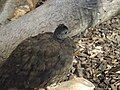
xmin=0 ymin=0 xmax=120 ymax=63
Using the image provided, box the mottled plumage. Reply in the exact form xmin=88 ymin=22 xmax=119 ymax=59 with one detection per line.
xmin=0 ymin=24 xmax=75 ymax=90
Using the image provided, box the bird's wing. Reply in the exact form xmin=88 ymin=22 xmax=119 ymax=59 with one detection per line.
xmin=0 ymin=33 xmax=61 ymax=88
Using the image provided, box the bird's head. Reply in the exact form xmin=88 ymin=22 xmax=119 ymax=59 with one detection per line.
xmin=53 ymin=24 xmax=70 ymax=40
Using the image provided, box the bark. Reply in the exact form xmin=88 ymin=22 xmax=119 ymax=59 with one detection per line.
xmin=0 ymin=0 xmax=120 ymax=62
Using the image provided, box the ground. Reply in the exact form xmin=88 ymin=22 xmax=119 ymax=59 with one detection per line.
xmin=73 ymin=14 xmax=120 ymax=90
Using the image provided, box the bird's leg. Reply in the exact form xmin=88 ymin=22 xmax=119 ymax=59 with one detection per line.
xmin=76 ymin=60 xmax=84 ymax=77
xmin=73 ymin=59 xmax=83 ymax=77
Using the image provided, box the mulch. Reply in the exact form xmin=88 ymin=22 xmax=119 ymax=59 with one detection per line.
xmin=73 ymin=14 xmax=120 ymax=90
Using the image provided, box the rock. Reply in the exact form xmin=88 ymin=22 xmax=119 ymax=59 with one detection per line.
xmin=45 ymin=77 xmax=95 ymax=90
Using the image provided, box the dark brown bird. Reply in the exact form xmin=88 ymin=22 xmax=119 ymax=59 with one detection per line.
xmin=0 ymin=24 xmax=76 ymax=90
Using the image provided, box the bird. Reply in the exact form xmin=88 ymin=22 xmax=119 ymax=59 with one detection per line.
xmin=0 ymin=24 xmax=76 ymax=90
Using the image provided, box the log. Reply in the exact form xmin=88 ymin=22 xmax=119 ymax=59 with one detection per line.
xmin=0 ymin=0 xmax=120 ymax=62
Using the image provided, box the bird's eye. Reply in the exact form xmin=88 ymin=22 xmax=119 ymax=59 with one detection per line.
xmin=65 ymin=31 xmax=68 ymax=34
